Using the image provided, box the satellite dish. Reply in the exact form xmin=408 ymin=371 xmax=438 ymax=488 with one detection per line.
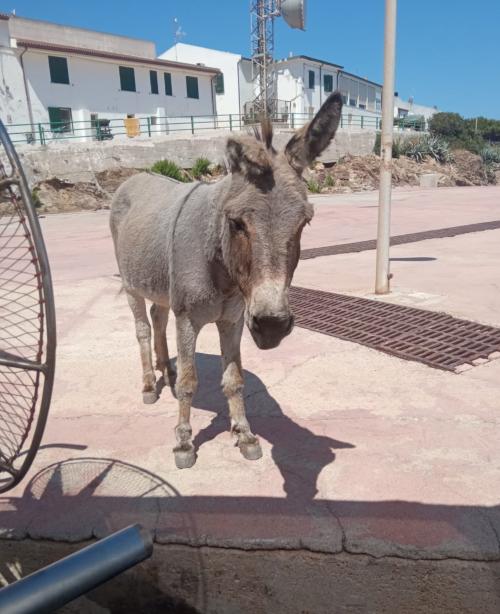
xmin=280 ymin=0 xmax=306 ymax=30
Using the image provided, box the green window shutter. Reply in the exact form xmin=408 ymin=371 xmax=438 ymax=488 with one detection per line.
xmin=215 ymin=73 xmax=224 ymax=94
xmin=48 ymin=56 xmax=69 ymax=84
xmin=119 ymin=66 xmax=136 ymax=92
xmin=150 ymin=70 xmax=158 ymax=94
xmin=164 ymin=72 xmax=172 ymax=95
xmin=324 ymin=74 xmax=333 ymax=93
xmin=186 ymin=76 xmax=199 ymax=99
xmin=308 ymin=70 xmax=315 ymax=89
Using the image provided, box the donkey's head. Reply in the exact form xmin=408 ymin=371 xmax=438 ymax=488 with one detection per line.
xmin=222 ymin=91 xmax=343 ymax=349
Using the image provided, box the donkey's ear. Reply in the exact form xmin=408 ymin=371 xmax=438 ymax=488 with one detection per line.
xmin=285 ymin=91 xmax=343 ymax=173
xmin=226 ymin=136 xmax=273 ymax=184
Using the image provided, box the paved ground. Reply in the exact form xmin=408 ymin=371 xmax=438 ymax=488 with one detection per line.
xmin=1 ymin=185 xmax=500 ymax=610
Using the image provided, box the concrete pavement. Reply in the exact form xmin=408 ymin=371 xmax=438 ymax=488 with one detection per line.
xmin=1 ymin=185 xmax=500 ymax=612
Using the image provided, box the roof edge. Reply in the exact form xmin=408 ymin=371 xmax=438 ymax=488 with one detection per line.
xmin=15 ymin=39 xmax=221 ymax=74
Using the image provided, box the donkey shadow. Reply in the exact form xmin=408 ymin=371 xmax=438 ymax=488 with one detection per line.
xmin=160 ymin=353 xmax=354 ymax=501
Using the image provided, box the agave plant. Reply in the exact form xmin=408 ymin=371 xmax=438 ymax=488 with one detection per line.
xmin=480 ymin=146 xmax=500 ymax=165
xmin=400 ymin=134 xmax=451 ymax=164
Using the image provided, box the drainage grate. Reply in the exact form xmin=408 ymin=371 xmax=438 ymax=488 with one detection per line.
xmin=300 ymin=220 xmax=500 ymax=260
xmin=289 ymin=286 xmax=500 ymax=372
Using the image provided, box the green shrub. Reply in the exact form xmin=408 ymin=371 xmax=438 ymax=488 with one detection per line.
xmin=31 ymin=187 xmax=42 ymax=208
xmin=399 ymin=134 xmax=451 ymax=164
xmin=323 ymin=173 xmax=335 ymax=188
xmin=191 ymin=157 xmax=211 ymax=179
xmin=151 ymin=159 xmax=189 ymax=182
xmin=306 ymin=179 xmax=321 ymax=193
xmin=465 ymin=117 xmax=500 ymax=143
xmin=480 ymin=146 xmax=500 ymax=165
xmin=428 ymin=112 xmax=467 ymax=140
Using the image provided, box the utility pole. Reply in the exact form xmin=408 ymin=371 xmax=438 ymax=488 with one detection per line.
xmin=375 ymin=0 xmax=397 ymax=294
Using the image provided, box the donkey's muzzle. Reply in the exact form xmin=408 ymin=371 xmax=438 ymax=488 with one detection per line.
xmin=249 ymin=314 xmax=294 ymax=350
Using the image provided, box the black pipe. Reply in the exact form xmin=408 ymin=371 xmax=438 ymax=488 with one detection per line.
xmin=0 ymin=524 xmax=153 ymax=614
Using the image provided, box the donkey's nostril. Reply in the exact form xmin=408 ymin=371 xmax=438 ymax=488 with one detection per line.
xmin=251 ymin=316 xmax=261 ymax=332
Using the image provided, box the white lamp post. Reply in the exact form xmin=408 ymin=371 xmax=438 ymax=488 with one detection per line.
xmin=375 ymin=0 xmax=398 ymax=294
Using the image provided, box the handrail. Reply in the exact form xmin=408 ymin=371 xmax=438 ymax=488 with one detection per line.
xmin=4 ymin=112 xmax=427 ymax=145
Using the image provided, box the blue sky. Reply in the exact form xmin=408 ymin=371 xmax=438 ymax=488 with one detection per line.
xmin=3 ymin=0 xmax=499 ymax=118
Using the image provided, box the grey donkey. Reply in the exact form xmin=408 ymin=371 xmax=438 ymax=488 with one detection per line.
xmin=110 ymin=91 xmax=343 ymax=469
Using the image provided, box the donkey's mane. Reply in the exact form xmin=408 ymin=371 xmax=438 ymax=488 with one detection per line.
xmin=252 ymin=118 xmax=275 ymax=153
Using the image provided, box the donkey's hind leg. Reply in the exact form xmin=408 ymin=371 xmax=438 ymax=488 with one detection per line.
xmin=150 ymin=302 xmax=176 ymax=387
xmin=126 ymin=291 xmax=157 ymax=404
xmin=173 ymin=314 xmax=199 ymax=469
xmin=217 ymin=318 xmax=262 ymax=461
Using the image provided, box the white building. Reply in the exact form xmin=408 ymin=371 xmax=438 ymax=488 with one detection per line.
xmin=273 ymin=55 xmax=383 ymax=123
xmin=161 ymin=45 xmax=384 ymax=128
xmin=0 ymin=14 xmax=220 ymax=144
xmin=394 ymin=94 xmax=438 ymax=121
xmin=160 ymin=43 xmax=254 ymax=118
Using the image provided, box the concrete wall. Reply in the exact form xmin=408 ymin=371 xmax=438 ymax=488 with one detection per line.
xmin=161 ymin=43 xmax=241 ymax=117
xmin=3 ymin=541 xmax=500 ymax=614
xmin=9 ymin=15 xmax=155 ymax=58
xmin=13 ymin=127 xmax=382 ymax=186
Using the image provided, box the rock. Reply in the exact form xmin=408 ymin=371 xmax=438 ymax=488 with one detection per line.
xmin=419 ymin=173 xmax=439 ymax=188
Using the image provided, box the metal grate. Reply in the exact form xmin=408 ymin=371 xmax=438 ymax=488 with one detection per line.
xmin=290 ymin=286 xmax=500 ymax=372
xmin=300 ymin=220 xmax=500 ymax=260
xmin=0 ymin=121 xmax=56 ymax=493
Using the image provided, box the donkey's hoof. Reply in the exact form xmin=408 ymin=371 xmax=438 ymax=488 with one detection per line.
xmin=142 ymin=390 xmax=158 ymax=404
xmin=238 ymin=440 xmax=263 ymax=461
xmin=174 ymin=445 xmax=196 ymax=469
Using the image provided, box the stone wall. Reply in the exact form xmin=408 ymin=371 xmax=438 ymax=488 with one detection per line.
xmin=11 ymin=128 xmax=383 ymax=186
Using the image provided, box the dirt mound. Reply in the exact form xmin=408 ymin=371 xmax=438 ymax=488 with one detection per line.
xmin=311 ymin=151 xmax=492 ymax=194
xmin=449 ymin=150 xmax=490 ymax=186
xmin=95 ymin=167 xmax=141 ymax=193
xmin=34 ymin=178 xmax=109 ymax=213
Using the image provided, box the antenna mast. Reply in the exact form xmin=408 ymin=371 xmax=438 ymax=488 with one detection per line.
xmin=250 ymin=0 xmax=306 ymax=118
xmin=250 ymin=0 xmax=278 ymax=118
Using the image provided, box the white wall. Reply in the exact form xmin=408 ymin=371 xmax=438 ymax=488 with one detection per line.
xmin=0 ymin=34 xmax=32 ymax=128
xmin=238 ymin=59 xmax=254 ymax=115
xmin=161 ymin=43 xmax=240 ymax=116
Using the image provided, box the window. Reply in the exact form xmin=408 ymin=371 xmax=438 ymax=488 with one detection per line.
xmin=186 ymin=76 xmax=199 ymax=99
xmin=48 ymin=107 xmax=73 ymax=133
xmin=367 ymin=86 xmax=376 ymax=111
xmin=215 ymin=73 xmax=224 ymax=94
xmin=323 ymin=74 xmax=333 ymax=93
xmin=150 ymin=70 xmax=158 ymax=94
xmin=90 ymin=113 xmax=99 ymax=129
xmin=119 ymin=66 xmax=136 ymax=92
xmin=349 ymin=78 xmax=358 ymax=107
xmin=358 ymin=83 xmax=367 ymax=109
xmin=164 ymin=72 xmax=172 ymax=96
xmin=150 ymin=116 xmax=158 ymax=125
xmin=308 ymin=70 xmax=315 ymax=89
xmin=48 ymin=56 xmax=69 ymax=84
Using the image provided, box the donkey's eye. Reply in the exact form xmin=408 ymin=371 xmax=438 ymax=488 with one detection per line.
xmin=229 ymin=218 xmax=246 ymax=234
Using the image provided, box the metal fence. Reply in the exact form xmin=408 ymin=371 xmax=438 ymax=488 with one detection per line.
xmin=4 ymin=112 xmax=427 ymax=146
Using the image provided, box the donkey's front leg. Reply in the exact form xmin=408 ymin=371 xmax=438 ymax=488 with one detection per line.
xmin=173 ymin=314 xmax=199 ymax=469
xmin=217 ymin=318 xmax=262 ymax=461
